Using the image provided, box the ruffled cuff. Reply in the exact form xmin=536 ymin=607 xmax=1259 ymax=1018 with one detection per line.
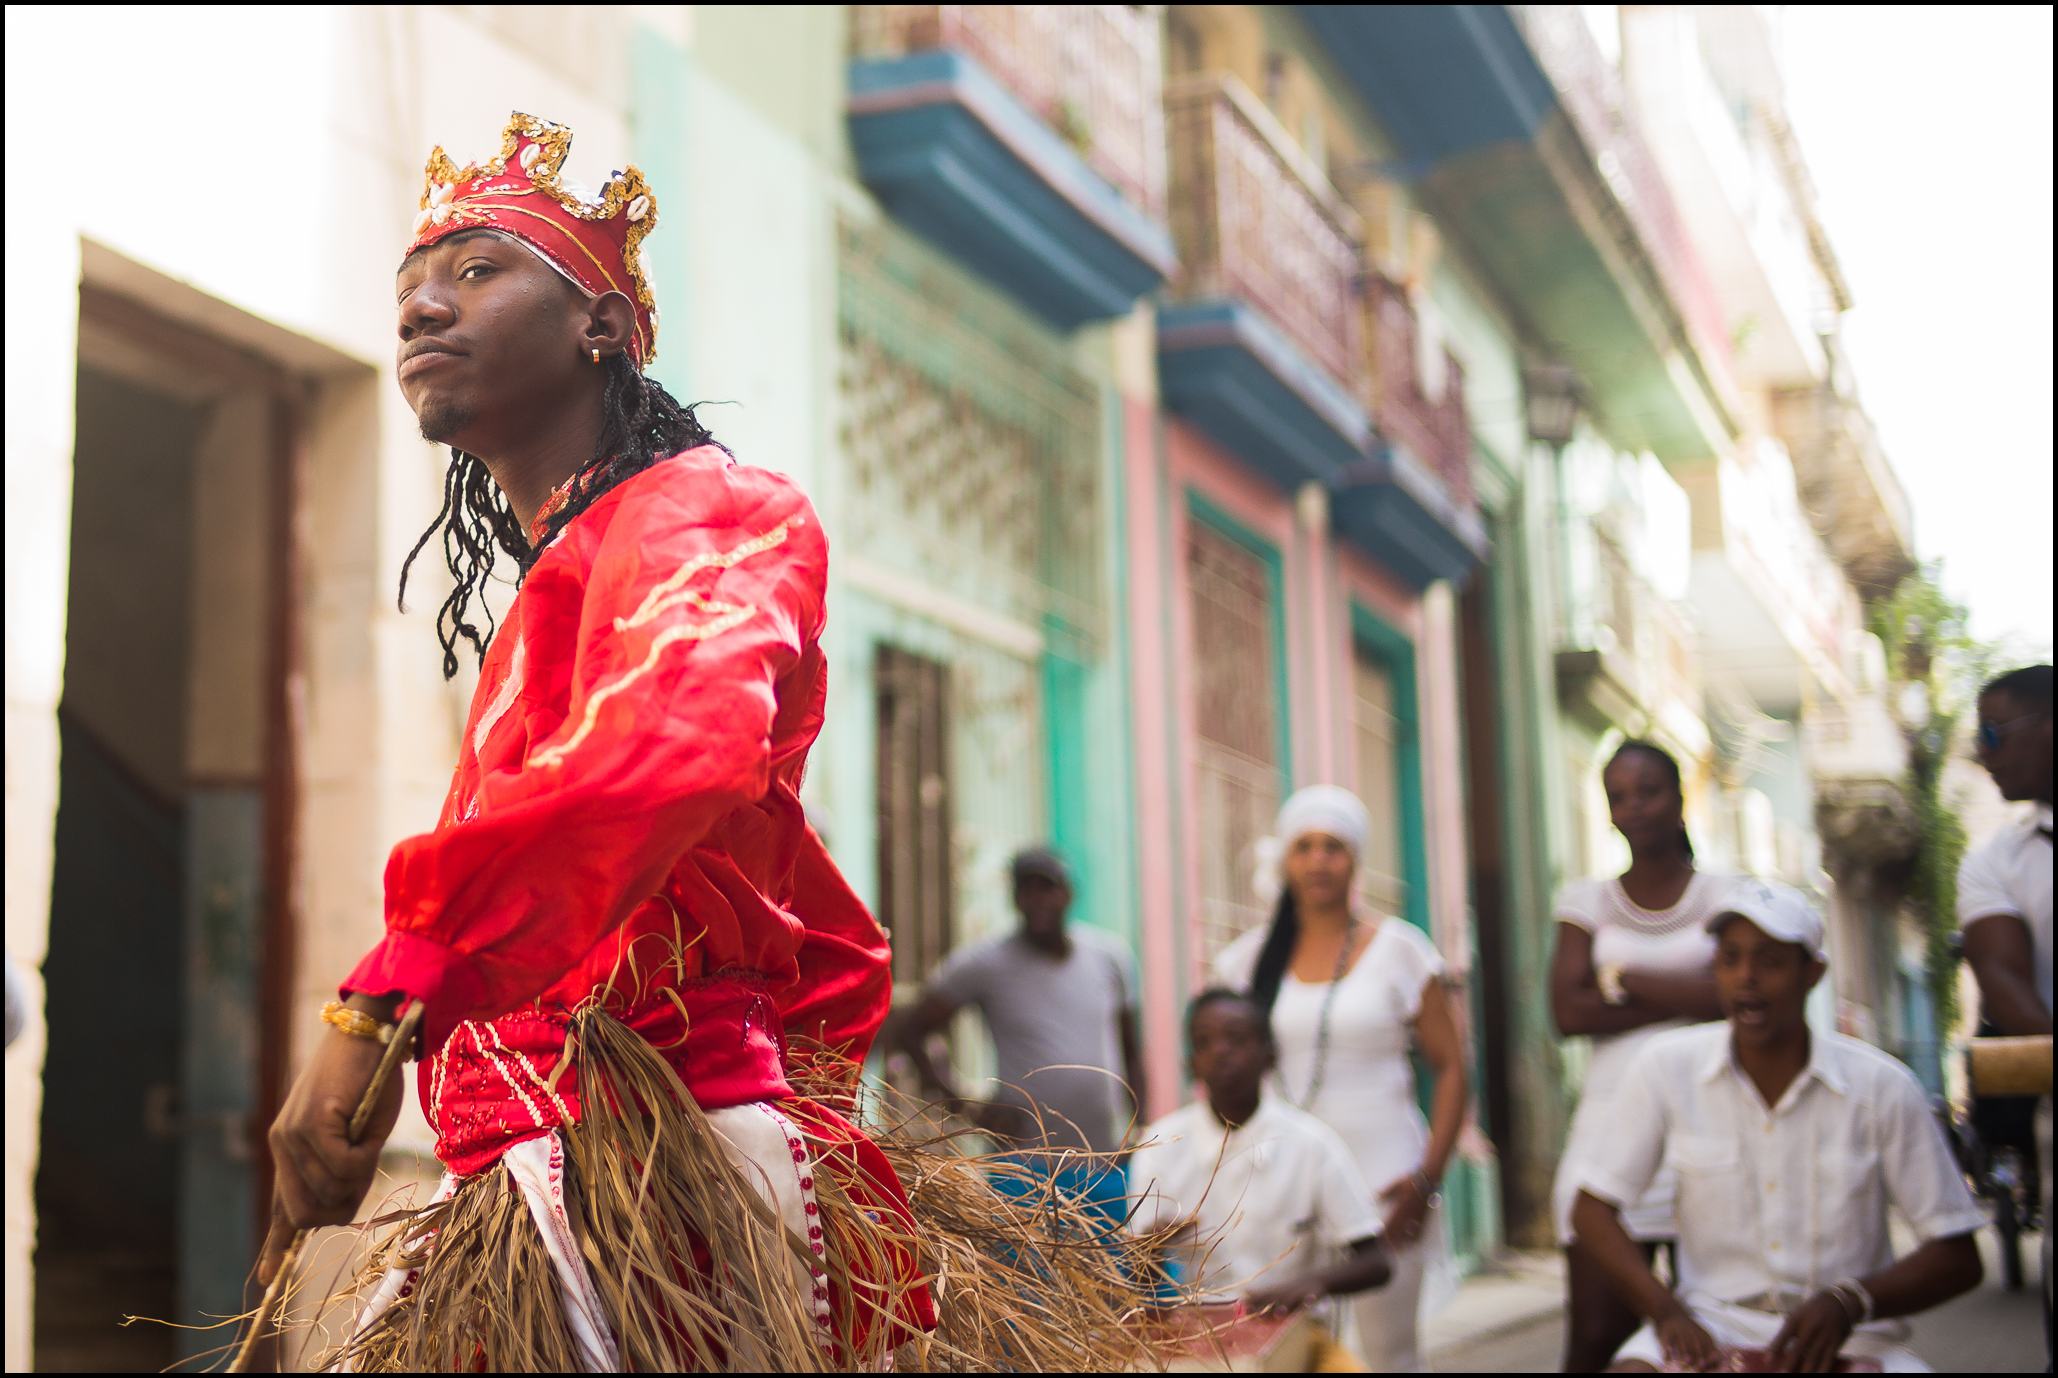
xmin=341 ymin=930 xmax=486 ymax=1054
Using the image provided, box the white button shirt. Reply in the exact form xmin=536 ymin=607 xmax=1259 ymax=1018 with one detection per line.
xmin=1578 ymin=1024 xmax=1987 ymax=1336
xmin=1128 ymin=1096 xmax=1383 ymax=1303
xmin=1957 ymin=801 xmax=2054 ymax=1020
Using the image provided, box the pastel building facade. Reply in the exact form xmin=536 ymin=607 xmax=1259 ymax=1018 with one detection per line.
xmin=4 ymin=7 xmax=1937 ymax=1367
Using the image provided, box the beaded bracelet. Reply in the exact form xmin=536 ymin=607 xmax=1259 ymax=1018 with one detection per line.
xmin=321 ymin=999 xmax=397 ymax=1046
xmin=1827 ymin=1279 xmax=1874 ymax=1327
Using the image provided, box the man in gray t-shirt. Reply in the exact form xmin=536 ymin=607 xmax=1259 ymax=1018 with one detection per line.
xmin=893 ymin=847 xmax=1147 ymax=1155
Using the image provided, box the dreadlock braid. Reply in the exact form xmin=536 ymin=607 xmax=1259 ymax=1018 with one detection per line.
xmin=398 ymin=354 xmax=725 ymax=680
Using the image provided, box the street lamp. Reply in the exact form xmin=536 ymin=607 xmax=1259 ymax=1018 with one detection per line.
xmin=1523 ymin=362 xmax=1582 ymax=447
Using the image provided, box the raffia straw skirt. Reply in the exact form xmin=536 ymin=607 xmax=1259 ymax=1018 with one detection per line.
xmin=321 ymin=1011 xmax=1166 ymax=1373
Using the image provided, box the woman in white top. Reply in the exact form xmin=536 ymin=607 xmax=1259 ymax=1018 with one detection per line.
xmin=1214 ymin=785 xmax=1469 ymax=1373
xmin=1549 ymin=739 xmax=1731 ymax=1372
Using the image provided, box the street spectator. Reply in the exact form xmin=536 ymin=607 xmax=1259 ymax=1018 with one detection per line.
xmin=892 ymin=846 xmax=1146 ymax=1222
xmin=1958 ymin=664 xmax=2052 ymax=1036
xmin=1956 ymin=663 xmax=2052 ymax=1349
xmin=1572 ymin=880 xmax=1987 ymax=1373
xmin=1550 ymin=739 xmax=1734 ymax=1371
xmin=1214 ymin=784 xmax=1468 ymax=1372
xmin=1128 ymin=988 xmax=1390 ymax=1371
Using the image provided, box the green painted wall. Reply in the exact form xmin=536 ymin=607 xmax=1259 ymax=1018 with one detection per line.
xmin=1045 ymin=388 xmax=1146 ymax=953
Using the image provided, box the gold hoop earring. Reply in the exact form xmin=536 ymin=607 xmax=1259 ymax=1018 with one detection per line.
xmin=590 ymin=348 xmax=601 ymax=365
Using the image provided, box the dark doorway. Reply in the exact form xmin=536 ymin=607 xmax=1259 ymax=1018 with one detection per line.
xmin=33 ymin=364 xmax=203 ymax=1372
xmin=35 ymin=291 xmax=297 ymax=1371
xmin=1458 ymin=565 xmax=1520 ymax=1236
xmin=874 ymin=645 xmax=953 ymax=989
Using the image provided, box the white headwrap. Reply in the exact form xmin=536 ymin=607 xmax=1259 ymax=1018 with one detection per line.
xmin=1251 ymin=784 xmax=1372 ymax=904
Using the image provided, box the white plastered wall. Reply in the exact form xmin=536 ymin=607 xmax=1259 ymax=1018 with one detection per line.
xmin=3 ymin=6 xmax=652 ymax=1362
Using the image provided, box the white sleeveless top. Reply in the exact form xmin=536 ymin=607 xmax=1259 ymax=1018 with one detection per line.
xmin=1554 ymin=871 xmax=1735 ymax=1096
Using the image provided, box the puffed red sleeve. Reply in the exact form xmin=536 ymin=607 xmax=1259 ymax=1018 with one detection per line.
xmin=781 ymin=824 xmax=894 ymax=1067
xmin=344 ymin=464 xmax=826 ymax=1051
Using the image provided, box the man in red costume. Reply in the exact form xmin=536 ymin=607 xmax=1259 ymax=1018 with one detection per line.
xmin=258 ymin=112 xmax=935 ymax=1370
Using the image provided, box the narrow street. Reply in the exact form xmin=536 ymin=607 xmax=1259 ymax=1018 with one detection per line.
xmin=1429 ymin=1230 xmax=2048 ymax=1373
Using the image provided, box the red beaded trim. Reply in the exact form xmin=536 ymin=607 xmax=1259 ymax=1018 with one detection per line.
xmin=762 ymin=1105 xmax=836 ymax=1355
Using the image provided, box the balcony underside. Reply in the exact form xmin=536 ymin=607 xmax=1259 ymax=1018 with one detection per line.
xmin=1299 ymin=6 xmax=1555 ymax=164
xmin=1299 ymin=5 xmax=1734 ymax=461
xmin=848 ymin=50 xmax=1175 ymax=330
xmin=1159 ymin=299 xmax=1484 ymax=590
xmin=1159 ymin=298 xmax=1369 ymax=484
xmin=1332 ymin=444 xmax=1489 ymax=590
xmin=1689 ymin=550 xmax=1832 ymax=716
xmin=1554 ymin=644 xmax=1645 ymax=734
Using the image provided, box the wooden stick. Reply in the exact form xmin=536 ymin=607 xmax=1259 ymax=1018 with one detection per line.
xmin=228 ymin=1003 xmax=425 ymax=1374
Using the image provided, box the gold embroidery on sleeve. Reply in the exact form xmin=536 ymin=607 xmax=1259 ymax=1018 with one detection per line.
xmin=614 ymin=518 xmax=794 ymax=632
xmin=528 ymin=519 xmax=797 ymax=770
xmin=528 ymin=602 xmax=760 ymax=769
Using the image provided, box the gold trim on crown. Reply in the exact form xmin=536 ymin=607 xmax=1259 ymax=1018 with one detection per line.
xmin=416 ymin=113 xmax=660 ymax=362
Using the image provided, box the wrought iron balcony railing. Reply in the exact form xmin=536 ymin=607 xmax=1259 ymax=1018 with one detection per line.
xmin=852 ymin=5 xmax=1167 ymax=222
xmin=1364 ymin=269 xmax=1474 ymax=510
xmin=1165 ymin=73 xmax=1364 ymax=398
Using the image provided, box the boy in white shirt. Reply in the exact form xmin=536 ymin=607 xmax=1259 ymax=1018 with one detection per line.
xmin=1572 ymin=880 xmax=1987 ymax=1372
xmin=1128 ymin=989 xmax=1390 ymax=1352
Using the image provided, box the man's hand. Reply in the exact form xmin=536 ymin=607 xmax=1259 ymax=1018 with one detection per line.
xmin=1653 ymin=1301 xmax=1721 ymax=1372
xmin=1243 ymin=1273 xmax=1324 ymax=1316
xmin=258 ymin=1025 xmax=404 ymax=1285
xmin=1769 ymin=1292 xmax=1857 ymax=1373
xmin=1376 ymin=1173 xmax=1431 ymax=1246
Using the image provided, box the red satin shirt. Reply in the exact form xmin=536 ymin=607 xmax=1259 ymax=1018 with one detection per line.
xmin=342 ymin=447 xmax=894 ymax=1171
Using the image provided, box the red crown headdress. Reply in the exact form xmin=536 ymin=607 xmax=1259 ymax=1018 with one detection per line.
xmin=406 ymin=112 xmax=659 ymax=365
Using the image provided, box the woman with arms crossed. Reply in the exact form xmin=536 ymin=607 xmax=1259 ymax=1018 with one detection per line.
xmin=1551 ymin=740 xmax=1732 ymax=1372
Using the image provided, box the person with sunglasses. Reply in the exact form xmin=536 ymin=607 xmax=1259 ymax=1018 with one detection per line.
xmin=1956 ymin=662 xmax=2052 ymax=1363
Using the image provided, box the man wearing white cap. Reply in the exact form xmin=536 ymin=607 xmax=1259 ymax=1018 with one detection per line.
xmin=1572 ymin=880 xmax=1987 ymax=1372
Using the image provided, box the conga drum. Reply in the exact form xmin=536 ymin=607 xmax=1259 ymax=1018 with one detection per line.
xmin=1967 ymin=1035 xmax=2053 ymax=1097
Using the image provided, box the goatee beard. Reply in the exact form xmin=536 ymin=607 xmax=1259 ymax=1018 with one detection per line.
xmin=417 ymin=397 xmax=476 ymax=446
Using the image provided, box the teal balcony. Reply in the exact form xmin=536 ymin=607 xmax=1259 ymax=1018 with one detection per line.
xmin=1155 ymin=75 xmax=1485 ymax=589
xmin=1156 ymin=75 xmax=1373 ymax=489
xmin=1333 ymin=272 xmax=1487 ymax=589
xmin=847 ymin=6 xmax=1175 ymax=329
xmin=1299 ymin=4 xmax=1739 ymax=462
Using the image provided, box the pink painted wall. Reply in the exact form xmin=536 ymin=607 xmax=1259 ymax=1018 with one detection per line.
xmin=1338 ymin=546 xmax=1424 ymax=641
xmin=1162 ymin=420 xmax=1301 ymax=1005
xmin=1125 ymin=417 xmax=1474 ymax=1109
xmin=1121 ymin=398 xmax=1185 ymax=1118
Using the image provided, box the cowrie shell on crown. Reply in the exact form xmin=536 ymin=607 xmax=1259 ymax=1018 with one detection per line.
xmin=430 ymin=204 xmax=452 ymax=226
xmin=412 ymin=208 xmax=432 ymax=236
xmin=519 ymin=143 xmax=543 ymax=171
xmin=429 ymin=182 xmax=455 ymax=207
xmin=627 ymin=194 xmax=651 ymax=222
